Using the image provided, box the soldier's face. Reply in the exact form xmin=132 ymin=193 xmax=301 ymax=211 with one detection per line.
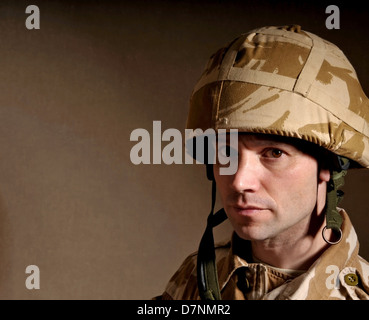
xmin=214 ymin=134 xmax=330 ymax=242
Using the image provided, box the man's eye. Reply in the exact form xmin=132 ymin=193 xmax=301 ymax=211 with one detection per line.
xmin=265 ymin=148 xmax=283 ymax=158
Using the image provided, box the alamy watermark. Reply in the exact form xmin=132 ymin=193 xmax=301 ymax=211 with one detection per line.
xmin=23 ymin=4 xmax=340 ymax=31
xmin=25 ymin=5 xmax=40 ymax=30
xmin=25 ymin=265 xmax=40 ymax=290
xmin=130 ymin=121 xmax=239 ymax=175
xmin=325 ymin=5 xmax=340 ymax=29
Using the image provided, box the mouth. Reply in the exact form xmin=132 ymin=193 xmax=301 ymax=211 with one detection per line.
xmin=232 ymin=205 xmax=267 ymax=216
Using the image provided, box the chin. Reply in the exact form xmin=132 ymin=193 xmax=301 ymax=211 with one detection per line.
xmin=234 ymin=227 xmax=270 ymax=242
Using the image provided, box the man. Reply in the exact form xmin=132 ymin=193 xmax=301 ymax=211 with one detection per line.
xmin=157 ymin=25 xmax=369 ymax=300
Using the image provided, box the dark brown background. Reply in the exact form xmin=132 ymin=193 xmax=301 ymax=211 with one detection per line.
xmin=0 ymin=0 xmax=367 ymax=299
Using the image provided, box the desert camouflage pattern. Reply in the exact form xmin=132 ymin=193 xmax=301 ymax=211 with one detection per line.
xmin=186 ymin=25 xmax=369 ymax=168
xmin=157 ymin=209 xmax=369 ymax=300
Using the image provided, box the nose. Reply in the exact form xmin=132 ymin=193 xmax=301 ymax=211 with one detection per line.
xmin=230 ymin=152 xmax=261 ymax=193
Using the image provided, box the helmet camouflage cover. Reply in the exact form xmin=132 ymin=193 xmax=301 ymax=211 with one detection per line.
xmin=187 ymin=25 xmax=369 ymax=168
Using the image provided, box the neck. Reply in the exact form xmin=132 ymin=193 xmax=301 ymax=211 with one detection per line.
xmin=251 ymin=218 xmax=330 ymax=270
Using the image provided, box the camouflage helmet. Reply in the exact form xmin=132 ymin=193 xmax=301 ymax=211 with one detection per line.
xmin=187 ymin=25 xmax=369 ymax=168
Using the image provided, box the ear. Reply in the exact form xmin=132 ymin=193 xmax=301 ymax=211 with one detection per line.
xmin=319 ymin=167 xmax=330 ymax=182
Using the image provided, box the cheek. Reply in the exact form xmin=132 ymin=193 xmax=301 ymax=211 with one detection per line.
xmin=275 ymin=161 xmax=318 ymax=207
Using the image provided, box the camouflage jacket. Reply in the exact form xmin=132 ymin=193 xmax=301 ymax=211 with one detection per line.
xmin=158 ymin=209 xmax=369 ymax=300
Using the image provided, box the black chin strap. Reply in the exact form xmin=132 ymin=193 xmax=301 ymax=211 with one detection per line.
xmin=197 ymin=179 xmax=227 ymax=300
xmin=323 ymin=156 xmax=350 ymax=244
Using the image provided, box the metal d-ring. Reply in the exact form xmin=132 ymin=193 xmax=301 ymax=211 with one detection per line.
xmin=322 ymin=226 xmax=342 ymax=245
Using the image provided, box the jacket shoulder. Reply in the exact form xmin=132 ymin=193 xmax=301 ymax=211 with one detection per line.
xmin=157 ymin=240 xmax=231 ymax=300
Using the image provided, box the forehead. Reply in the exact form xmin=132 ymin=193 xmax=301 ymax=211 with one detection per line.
xmin=235 ymin=133 xmax=326 ymax=159
xmin=232 ymin=133 xmax=302 ymax=147
xmin=218 ymin=132 xmax=324 ymax=157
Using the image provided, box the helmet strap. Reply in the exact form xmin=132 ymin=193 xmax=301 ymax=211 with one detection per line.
xmin=322 ymin=156 xmax=349 ymax=244
xmin=197 ymin=176 xmax=227 ymax=300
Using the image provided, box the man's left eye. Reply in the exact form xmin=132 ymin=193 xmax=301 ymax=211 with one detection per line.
xmin=266 ymin=149 xmax=283 ymax=158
